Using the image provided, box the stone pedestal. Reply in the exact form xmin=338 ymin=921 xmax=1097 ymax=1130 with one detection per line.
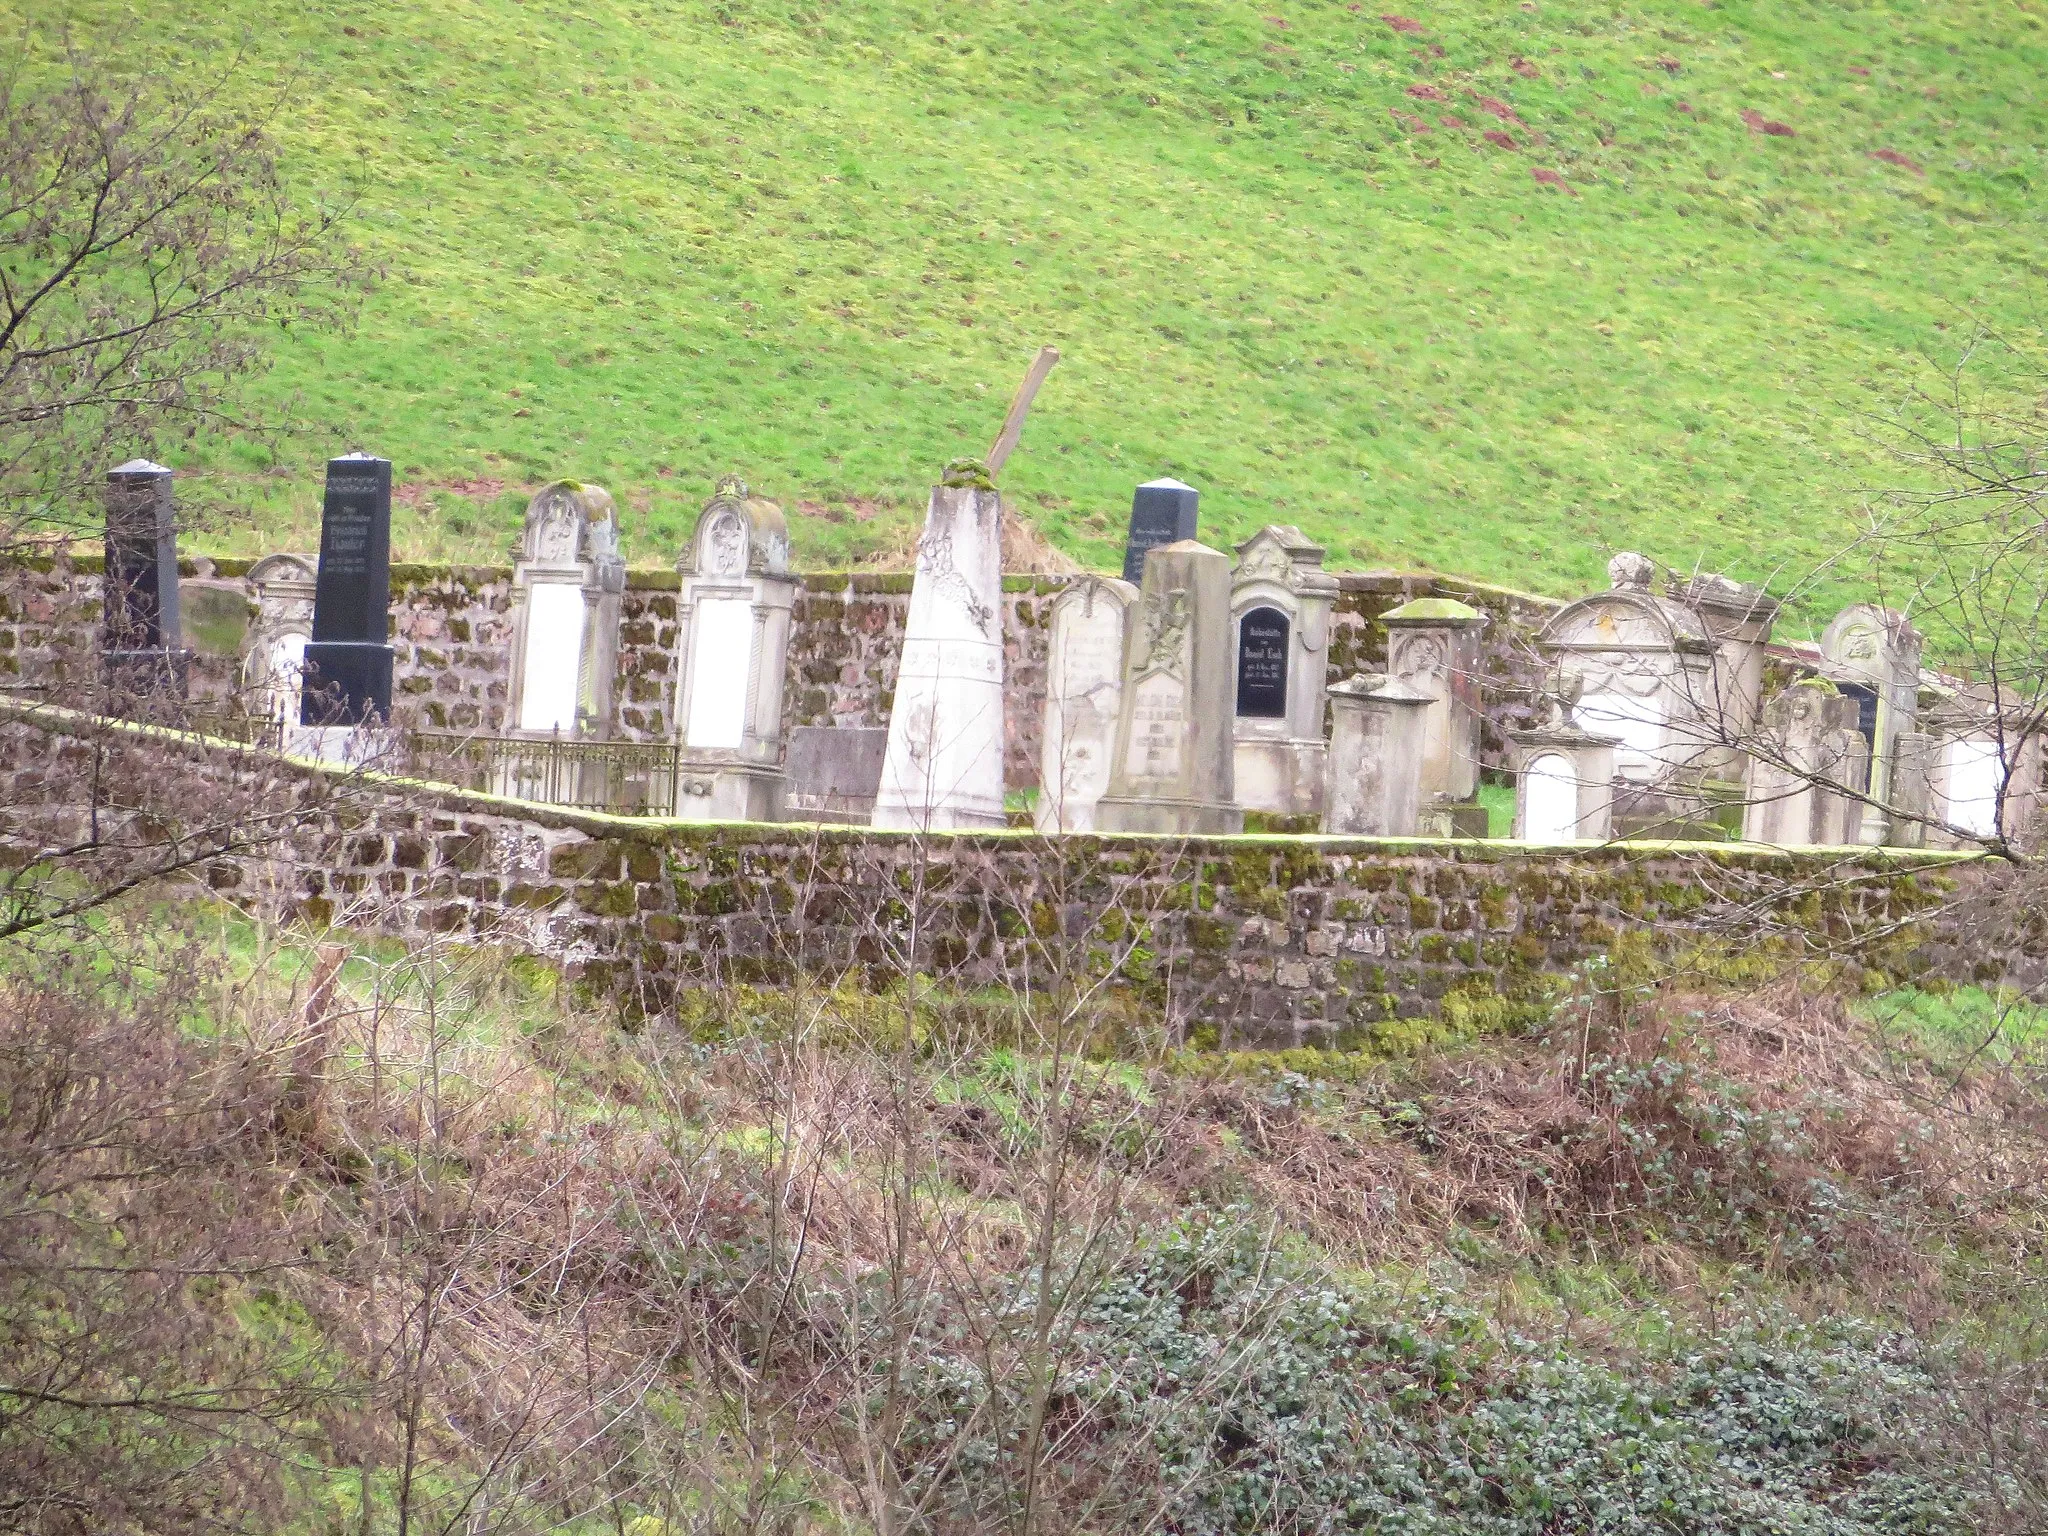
xmin=672 ymin=476 xmax=801 ymax=822
xmin=302 ymin=454 xmax=396 ymax=727
xmin=1741 ymin=681 xmax=1869 ymax=846
xmin=1230 ymin=525 xmax=1338 ymax=816
xmin=508 ymin=481 xmax=626 ymax=739
xmin=1096 ymin=539 xmax=1242 ymax=835
xmin=1035 ymin=577 xmax=1138 ymax=833
xmin=1380 ymin=596 xmax=1486 ymax=835
xmin=1508 ymin=690 xmax=1618 ymax=842
xmin=102 ymin=460 xmax=191 ymax=700
xmin=1819 ymin=604 xmax=1923 ymax=845
xmin=1323 ymin=674 xmax=1432 ymax=835
xmin=874 ymin=475 xmax=1007 ymax=831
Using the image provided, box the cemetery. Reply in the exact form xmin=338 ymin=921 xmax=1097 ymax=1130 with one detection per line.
xmin=16 ymin=452 xmax=2039 ymax=853
xmin=3 ymin=449 xmax=2042 ymax=1038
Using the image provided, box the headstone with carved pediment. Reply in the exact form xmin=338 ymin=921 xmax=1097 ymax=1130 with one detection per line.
xmin=1537 ymin=553 xmax=1726 ymax=837
xmin=1096 ymin=539 xmax=1242 ymax=834
xmin=1817 ymin=603 xmax=1922 ymax=845
xmin=873 ymin=465 xmax=1008 ymax=830
xmin=507 ymin=480 xmax=625 ymax=742
xmin=1035 ymin=576 xmax=1139 ymax=833
xmin=1230 ymin=525 xmax=1339 ymax=817
xmin=1379 ymin=595 xmax=1487 ymax=836
xmin=673 ymin=475 xmax=802 ymax=821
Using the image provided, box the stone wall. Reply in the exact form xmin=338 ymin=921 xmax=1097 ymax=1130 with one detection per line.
xmin=2 ymin=555 xmax=1560 ymax=789
xmin=5 ymin=705 xmax=2016 ymax=1050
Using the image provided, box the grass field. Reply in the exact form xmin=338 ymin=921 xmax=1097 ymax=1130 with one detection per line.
xmin=20 ymin=0 xmax=2048 ymax=610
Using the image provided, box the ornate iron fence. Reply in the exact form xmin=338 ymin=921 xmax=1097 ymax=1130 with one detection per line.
xmin=407 ymin=731 xmax=684 ymax=816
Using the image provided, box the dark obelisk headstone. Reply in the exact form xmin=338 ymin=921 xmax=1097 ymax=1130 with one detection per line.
xmin=102 ymin=459 xmax=191 ymax=698
xmin=301 ymin=453 xmax=395 ymax=725
xmin=1120 ymin=477 xmax=1199 ymax=585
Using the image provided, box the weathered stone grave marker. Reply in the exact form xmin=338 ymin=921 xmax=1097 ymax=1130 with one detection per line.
xmin=1741 ymin=680 xmax=1869 ymax=846
xmin=509 ymin=480 xmax=625 ymax=739
xmin=673 ymin=476 xmax=800 ymax=821
xmin=298 ymin=454 xmax=396 ymax=758
xmin=1380 ymin=595 xmax=1487 ymax=835
xmin=1096 ymin=539 xmax=1241 ymax=834
xmin=1818 ymin=603 xmax=1922 ymax=845
xmin=1035 ymin=576 xmax=1138 ymax=832
xmin=1230 ymin=525 xmax=1338 ymax=816
xmin=1120 ymin=478 xmax=1199 ymax=585
xmin=102 ymin=460 xmax=190 ymax=700
xmin=1322 ymin=673 xmax=1431 ymax=835
xmin=873 ymin=463 xmax=1007 ymax=830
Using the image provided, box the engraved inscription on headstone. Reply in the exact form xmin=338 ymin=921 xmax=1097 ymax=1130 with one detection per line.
xmin=1234 ymin=606 xmax=1289 ymax=719
xmin=302 ymin=453 xmax=396 ymax=725
xmin=1125 ymin=671 xmax=1187 ymax=780
xmin=1120 ymin=478 xmax=1199 ymax=585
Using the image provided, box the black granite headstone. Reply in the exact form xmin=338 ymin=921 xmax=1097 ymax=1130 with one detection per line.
xmin=1121 ymin=477 xmax=1200 ymax=585
xmin=102 ymin=459 xmax=190 ymax=697
xmin=301 ymin=453 xmax=395 ymax=725
xmin=1235 ymin=606 xmax=1289 ymax=718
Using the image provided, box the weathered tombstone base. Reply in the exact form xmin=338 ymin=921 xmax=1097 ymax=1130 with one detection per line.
xmin=101 ymin=648 xmax=192 ymax=698
xmin=1417 ymin=800 xmax=1490 ymax=839
xmin=675 ymin=763 xmax=784 ymax=823
xmin=785 ymin=725 xmax=889 ymax=824
xmin=1234 ymin=741 xmax=1328 ymax=821
xmin=300 ymin=641 xmax=396 ymax=726
xmin=1092 ymin=795 xmax=1244 ymax=836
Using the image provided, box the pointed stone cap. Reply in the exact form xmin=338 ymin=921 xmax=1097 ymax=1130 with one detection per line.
xmin=110 ymin=459 xmax=172 ymax=477
xmin=1381 ymin=596 xmax=1484 ymax=628
xmin=1139 ymin=476 xmax=1196 ymax=491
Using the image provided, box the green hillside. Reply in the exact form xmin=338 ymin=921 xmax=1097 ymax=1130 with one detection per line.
xmin=22 ymin=0 xmax=2048 ymax=601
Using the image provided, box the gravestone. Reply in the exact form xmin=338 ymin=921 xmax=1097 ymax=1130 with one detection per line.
xmin=1507 ymin=683 xmax=1619 ymax=842
xmin=101 ymin=460 xmax=191 ymax=699
xmin=873 ymin=468 xmax=1007 ymax=830
xmin=784 ymin=725 xmax=890 ymax=824
xmin=1230 ymin=525 xmax=1339 ymax=815
xmin=1740 ymin=680 xmax=1869 ymax=846
xmin=673 ymin=475 xmax=801 ymax=821
xmin=1379 ymin=596 xmax=1486 ymax=836
xmin=1120 ymin=478 xmax=1199 ymax=585
xmin=1322 ymin=673 xmax=1432 ymax=836
xmin=1670 ymin=572 xmax=1779 ymax=782
xmin=1538 ymin=553 xmax=1724 ymax=837
xmin=244 ymin=553 xmax=318 ymax=728
xmin=508 ymin=481 xmax=625 ymax=738
xmin=1910 ymin=691 xmax=2043 ymax=850
xmin=1035 ymin=576 xmax=1138 ymax=833
xmin=301 ymin=453 xmax=395 ymax=728
xmin=1818 ymin=604 xmax=1922 ymax=845
xmin=1096 ymin=539 xmax=1242 ymax=834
